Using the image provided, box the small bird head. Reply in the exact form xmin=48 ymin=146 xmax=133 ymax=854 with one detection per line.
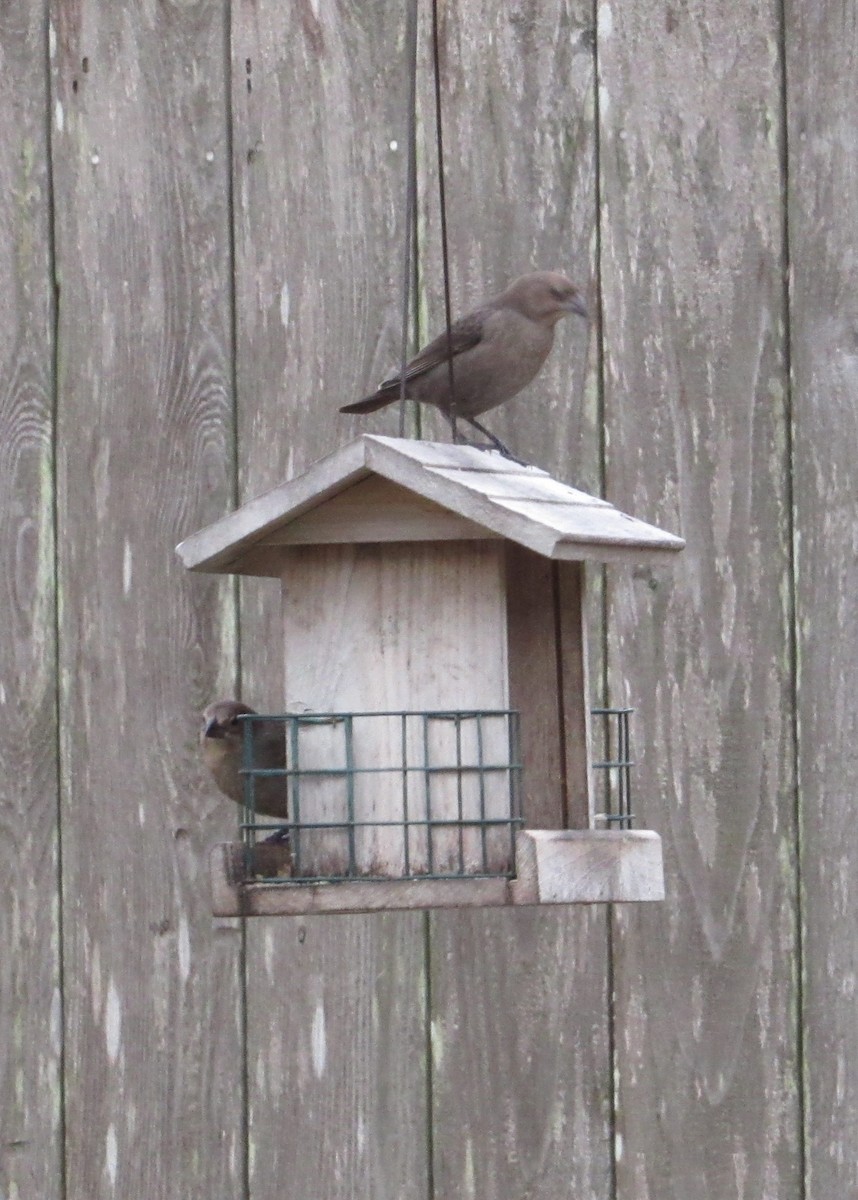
xmin=503 ymin=271 xmax=589 ymax=325
xmin=201 ymin=699 xmax=257 ymax=749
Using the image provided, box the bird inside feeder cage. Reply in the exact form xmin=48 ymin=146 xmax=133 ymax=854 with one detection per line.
xmin=179 ymin=435 xmax=684 ymax=917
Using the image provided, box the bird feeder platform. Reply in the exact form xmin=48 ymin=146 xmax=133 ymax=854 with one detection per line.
xmin=211 ymin=831 xmax=664 ymax=916
xmin=178 ymin=435 xmax=684 ymax=917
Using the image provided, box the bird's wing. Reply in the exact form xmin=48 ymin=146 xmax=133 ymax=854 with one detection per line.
xmin=380 ymin=309 xmax=487 ymax=388
xmin=339 ymin=308 xmax=489 ymax=414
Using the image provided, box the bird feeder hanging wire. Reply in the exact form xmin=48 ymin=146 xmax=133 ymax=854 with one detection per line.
xmin=398 ymin=0 xmax=458 ymax=443
xmin=431 ymin=0 xmax=459 ymax=442
xmin=398 ymin=0 xmax=419 ymax=437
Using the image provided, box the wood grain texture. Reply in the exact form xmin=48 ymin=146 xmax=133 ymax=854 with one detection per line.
xmin=598 ymin=1 xmax=799 ymax=1196
xmin=505 ymin=552 xmax=593 ymax=830
xmin=0 ymin=7 xmax=61 ymax=1198
xmin=513 ymin=830 xmax=665 ymax=904
xmin=246 ymin=915 xmax=427 ymax=1199
xmin=786 ymin=3 xmax=858 ymax=1194
xmin=232 ymin=1 xmax=412 ymax=492
xmin=430 ymin=907 xmax=611 ymax=1199
xmin=280 ymin=542 xmax=510 ymax=878
xmin=230 ymin=5 xmax=430 ymax=1197
xmin=50 ymin=4 xmax=242 ymax=1196
xmin=266 ymin=475 xmax=494 ymax=545
xmin=505 ymin=545 xmax=566 ymax=828
xmin=422 ymin=5 xmax=611 ymax=1197
xmin=417 ymin=0 xmax=599 ymax=477
xmin=557 ymin=561 xmax=594 ymax=828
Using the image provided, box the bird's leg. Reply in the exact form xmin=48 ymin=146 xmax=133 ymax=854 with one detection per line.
xmin=443 ymin=411 xmax=509 ymax=456
xmin=463 ymin=416 xmax=528 ymax=466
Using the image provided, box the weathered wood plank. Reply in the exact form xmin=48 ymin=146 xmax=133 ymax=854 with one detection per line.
xmin=598 ymin=1 xmax=799 ymax=1196
xmin=266 ymin=475 xmax=493 ymax=544
xmin=211 ymin=845 xmax=513 ymax=916
xmin=417 ymin=0 xmax=599 ymax=475
xmin=430 ymin=907 xmax=611 ymax=1199
xmin=557 ymin=561 xmax=595 ymax=828
xmin=50 ymin=4 xmax=242 ymax=1196
xmin=786 ymin=3 xmax=858 ymax=1194
xmin=0 ymin=8 xmax=61 ymax=1199
xmin=505 ymin=545 xmax=566 ymax=828
xmin=230 ymin=4 xmax=430 ymax=1197
xmin=177 ymin=432 xmax=683 ymax=574
xmin=512 ymin=830 xmax=665 ymax=903
xmin=246 ymin=915 xmax=428 ymax=1199
xmin=421 ymin=4 xmax=611 ymax=1197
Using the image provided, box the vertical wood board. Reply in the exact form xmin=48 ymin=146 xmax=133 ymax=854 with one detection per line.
xmin=0 ymin=6 xmax=62 ymax=1198
xmin=429 ymin=907 xmax=612 ymax=1200
xmin=422 ymin=5 xmax=611 ymax=1198
xmin=505 ymin=545 xmax=565 ymax=830
xmin=557 ymin=561 xmax=594 ymax=829
xmin=230 ymin=5 xmax=430 ymax=1198
xmin=598 ymin=1 xmax=799 ymax=1196
xmin=786 ymin=2 xmax=858 ymax=1194
xmin=51 ymin=4 xmax=242 ymax=1196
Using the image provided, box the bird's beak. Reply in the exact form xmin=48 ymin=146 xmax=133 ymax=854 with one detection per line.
xmin=203 ymin=719 xmax=223 ymax=740
xmin=564 ymin=295 xmax=589 ymax=320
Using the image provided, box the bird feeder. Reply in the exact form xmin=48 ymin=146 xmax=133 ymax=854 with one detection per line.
xmin=177 ymin=436 xmax=684 ymax=917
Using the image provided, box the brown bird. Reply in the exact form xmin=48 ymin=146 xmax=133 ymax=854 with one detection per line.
xmin=340 ymin=270 xmax=588 ymax=456
xmin=201 ymin=700 xmax=289 ymax=829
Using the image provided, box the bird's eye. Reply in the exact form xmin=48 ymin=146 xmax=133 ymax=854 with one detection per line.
xmin=229 ymin=717 xmax=240 ymax=727
xmin=550 ymin=286 xmax=566 ymax=300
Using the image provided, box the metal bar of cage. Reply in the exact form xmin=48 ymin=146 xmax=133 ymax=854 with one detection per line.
xmin=590 ymin=707 xmax=635 ymax=829
xmin=454 ymin=713 xmax=464 ymax=874
xmin=476 ymin=713 xmax=488 ymax=873
xmin=289 ymin=718 xmax=302 ymax=871
xmin=241 ymin=711 xmax=256 ymax=878
xmin=401 ymin=712 xmax=410 ymax=877
xmin=344 ymin=714 xmax=357 ymax=875
xmin=240 ymin=816 xmax=521 ymax=831
xmin=423 ymin=713 xmax=434 ymax=875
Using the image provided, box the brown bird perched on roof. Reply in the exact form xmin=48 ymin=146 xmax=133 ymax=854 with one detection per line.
xmin=340 ymin=270 xmax=588 ymax=457
xmin=201 ymin=700 xmax=289 ymax=830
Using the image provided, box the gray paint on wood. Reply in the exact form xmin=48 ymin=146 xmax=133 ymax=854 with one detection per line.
xmin=230 ymin=5 xmax=430 ymax=1198
xmin=246 ymin=915 xmax=428 ymax=1199
xmin=422 ymin=5 xmax=612 ymax=1197
xmin=599 ymin=1 xmax=800 ymax=1196
xmin=51 ymin=3 xmax=243 ymax=1196
xmin=0 ymin=6 xmax=61 ymax=1198
xmin=430 ymin=908 xmax=612 ymax=1200
xmin=786 ymin=2 xmax=858 ymax=1194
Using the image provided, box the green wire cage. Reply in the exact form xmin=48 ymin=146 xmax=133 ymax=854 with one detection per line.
xmin=240 ymin=708 xmax=523 ymax=883
xmin=237 ymin=706 xmax=635 ymax=887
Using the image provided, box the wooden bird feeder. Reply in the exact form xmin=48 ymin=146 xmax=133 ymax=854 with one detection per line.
xmin=177 ymin=436 xmax=684 ymax=917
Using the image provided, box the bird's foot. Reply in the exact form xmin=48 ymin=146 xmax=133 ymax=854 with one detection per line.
xmin=461 ymin=417 xmax=529 ymax=465
xmin=462 ymin=437 xmax=529 ymax=465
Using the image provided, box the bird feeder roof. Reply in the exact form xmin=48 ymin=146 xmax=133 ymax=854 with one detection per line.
xmin=176 ymin=435 xmax=684 ymax=575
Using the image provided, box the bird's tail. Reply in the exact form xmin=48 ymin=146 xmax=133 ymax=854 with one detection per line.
xmin=340 ymin=384 xmax=398 ymax=415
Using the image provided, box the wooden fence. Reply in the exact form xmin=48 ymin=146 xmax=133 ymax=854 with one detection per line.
xmin=2 ymin=1 xmax=855 ymax=1197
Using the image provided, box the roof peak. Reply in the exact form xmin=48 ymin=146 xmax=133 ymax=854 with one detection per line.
xmin=176 ymin=435 xmax=684 ymax=576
